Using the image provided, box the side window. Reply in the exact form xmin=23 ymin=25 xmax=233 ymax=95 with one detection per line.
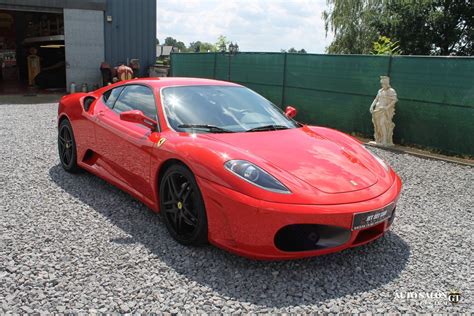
xmin=102 ymin=86 xmax=124 ymax=109
xmin=113 ymin=85 xmax=157 ymax=119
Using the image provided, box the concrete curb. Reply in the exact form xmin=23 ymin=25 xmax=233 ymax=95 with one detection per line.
xmin=364 ymin=142 xmax=474 ymax=167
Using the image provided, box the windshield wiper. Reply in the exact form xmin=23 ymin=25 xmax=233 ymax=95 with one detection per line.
xmin=246 ymin=124 xmax=289 ymax=132
xmin=178 ymin=124 xmax=234 ymax=133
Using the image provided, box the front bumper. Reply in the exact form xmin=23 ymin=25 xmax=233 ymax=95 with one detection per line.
xmin=197 ymin=175 xmax=402 ymax=260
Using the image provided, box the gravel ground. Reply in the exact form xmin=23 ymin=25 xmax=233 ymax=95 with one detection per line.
xmin=1 ymin=102 xmax=472 ymax=313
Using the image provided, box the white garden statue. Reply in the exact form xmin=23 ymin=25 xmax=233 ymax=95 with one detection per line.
xmin=369 ymin=76 xmax=398 ymax=146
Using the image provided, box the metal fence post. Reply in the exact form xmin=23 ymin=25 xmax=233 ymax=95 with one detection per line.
xmin=388 ymin=54 xmax=393 ymax=77
xmin=228 ymin=53 xmax=231 ymax=81
xmin=281 ymin=52 xmax=288 ymax=107
xmin=169 ymin=53 xmax=173 ymax=77
xmin=213 ymin=52 xmax=217 ymax=79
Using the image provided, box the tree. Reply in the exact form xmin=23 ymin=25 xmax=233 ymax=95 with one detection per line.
xmin=216 ymin=35 xmax=229 ymax=52
xmin=372 ymin=1 xmax=434 ymax=55
xmin=189 ymin=41 xmax=216 ymax=52
xmin=281 ymin=48 xmax=307 ymax=53
xmin=323 ymin=0 xmax=474 ymax=56
xmin=175 ymin=41 xmax=186 ymax=52
xmin=378 ymin=0 xmax=473 ymax=55
xmin=162 ymin=35 xmax=235 ymax=53
xmin=163 ymin=37 xmax=187 ymax=52
xmin=200 ymin=42 xmax=217 ymax=52
xmin=164 ymin=36 xmax=178 ymax=47
xmin=188 ymin=41 xmax=201 ymax=52
xmin=323 ymin=0 xmax=382 ymax=54
xmin=372 ymin=35 xmax=400 ymax=55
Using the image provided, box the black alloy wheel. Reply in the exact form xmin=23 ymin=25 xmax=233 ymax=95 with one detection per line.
xmin=58 ymin=119 xmax=80 ymax=173
xmin=159 ymin=164 xmax=208 ymax=245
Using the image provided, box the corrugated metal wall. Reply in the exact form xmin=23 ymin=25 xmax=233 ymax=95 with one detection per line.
xmin=0 ymin=0 xmax=106 ymax=11
xmin=64 ymin=8 xmax=104 ymax=90
xmin=104 ymin=0 xmax=156 ymax=77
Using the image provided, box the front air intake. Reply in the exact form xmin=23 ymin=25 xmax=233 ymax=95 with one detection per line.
xmin=274 ymin=224 xmax=351 ymax=252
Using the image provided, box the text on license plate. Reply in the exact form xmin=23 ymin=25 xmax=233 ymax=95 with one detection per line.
xmin=352 ymin=203 xmax=395 ymax=230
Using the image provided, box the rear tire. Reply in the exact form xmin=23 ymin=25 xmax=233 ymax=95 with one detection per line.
xmin=58 ymin=119 xmax=80 ymax=173
xmin=159 ymin=164 xmax=208 ymax=245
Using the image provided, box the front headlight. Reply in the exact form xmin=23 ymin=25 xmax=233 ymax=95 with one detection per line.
xmin=363 ymin=146 xmax=389 ymax=171
xmin=224 ymin=160 xmax=291 ymax=194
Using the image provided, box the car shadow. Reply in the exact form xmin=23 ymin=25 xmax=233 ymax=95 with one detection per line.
xmin=48 ymin=164 xmax=410 ymax=308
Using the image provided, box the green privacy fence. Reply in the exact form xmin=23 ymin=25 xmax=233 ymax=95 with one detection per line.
xmin=171 ymin=52 xmax=474 ymax=156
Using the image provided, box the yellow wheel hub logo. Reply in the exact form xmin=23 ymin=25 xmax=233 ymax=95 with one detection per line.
xmin=177 ymin=201 xmax=183 ymax=210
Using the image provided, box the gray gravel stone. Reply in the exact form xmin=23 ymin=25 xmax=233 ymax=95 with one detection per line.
xmin=0 ymin=103 xmax=472 ymax=313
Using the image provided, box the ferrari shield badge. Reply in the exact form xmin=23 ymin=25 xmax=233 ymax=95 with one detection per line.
xmin=156 ymin=137 xmax=167 ymax=148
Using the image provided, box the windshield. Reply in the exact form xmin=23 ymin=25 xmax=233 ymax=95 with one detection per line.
xmin=161 ymin=85 xmax=299 ymax=133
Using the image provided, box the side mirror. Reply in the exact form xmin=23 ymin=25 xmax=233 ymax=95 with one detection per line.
xmin=285 ymin=106 xmax=297 ymax=119
xmin=120 ymin=110 xmax=157 ymax=130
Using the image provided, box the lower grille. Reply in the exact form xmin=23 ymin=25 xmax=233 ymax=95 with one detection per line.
xmin=274 ymin=224 xmax=351 ymax=252
xmin=353 ymin=222 xmax=385 ymax=245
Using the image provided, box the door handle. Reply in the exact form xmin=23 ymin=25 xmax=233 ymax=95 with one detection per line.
xmin=95 ymin=110 xmax=105 ymax=122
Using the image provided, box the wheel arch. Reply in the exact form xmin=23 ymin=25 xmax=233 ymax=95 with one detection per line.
xmin=157 ymin=158 xmax=189 ymax=183
xmin=154 ymin=157 xmax=193 ymax=211
xmin=58 ymin=113 xmax=71 ymax=128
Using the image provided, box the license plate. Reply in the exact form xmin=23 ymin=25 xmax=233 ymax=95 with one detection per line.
xmin=352 ymin=203 xmax=395 ymax=230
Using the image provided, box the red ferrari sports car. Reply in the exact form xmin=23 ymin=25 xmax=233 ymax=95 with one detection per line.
xmin=57 ymin=77 xmax=402 ymax=260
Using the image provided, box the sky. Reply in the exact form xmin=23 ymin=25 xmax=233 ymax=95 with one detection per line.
xmin=156 ymin=0 xmax=334 ymax=53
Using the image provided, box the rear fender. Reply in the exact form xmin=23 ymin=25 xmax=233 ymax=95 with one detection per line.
xmin=57 ymin=92 xmax=97 ymax=162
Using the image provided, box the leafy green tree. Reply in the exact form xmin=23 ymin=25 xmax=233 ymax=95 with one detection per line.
xmin=372 ymin=1 xmax=434 ymax=55
xmin=163 ymin=37 xmax=187 ymax=52
xmin=372 ymin=35 xmax=400 ymax=55
xmin=200 ymin=42 xmax=217 ymax=52
xmin=216 ymin=35 xmax=229 ymax=52
xmin=323 ymin=0 xmax=382 ymax=54
xmin=323 ymin=0 xmax=474 ymax=56
xmin=164 ymin=37 xmax=178 ymax=47
xmin=175 ymin=41 xmax=186 ymax=52
xmin=281 ymin=48 xmax=307 ymax=53
xmin=189 ymin=41 xmax=216 ymax=52
xmin=432 ymin=0 xmax=473 ymax=55
xmin=188 ymin=41 xmax=201 ymax=52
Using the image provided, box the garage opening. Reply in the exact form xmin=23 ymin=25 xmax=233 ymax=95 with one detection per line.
xmin=0 ymin=9 xmax=66 ymax=94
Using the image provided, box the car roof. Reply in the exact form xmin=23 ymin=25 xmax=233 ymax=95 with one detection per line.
xmin=121 ymin=77 xmax=242 ymax=89
xmin=92 ymin=77 xmax=243 ymax=97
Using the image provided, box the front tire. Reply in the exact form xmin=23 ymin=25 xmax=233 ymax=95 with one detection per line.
xmin=58 ymin=119 xmax=80 ymax=173
xmin=159 ymin=164 xmax=208 ymax=245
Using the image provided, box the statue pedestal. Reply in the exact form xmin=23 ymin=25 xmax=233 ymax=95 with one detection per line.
xmin=368 ymin=140 xmax=394 ymax=147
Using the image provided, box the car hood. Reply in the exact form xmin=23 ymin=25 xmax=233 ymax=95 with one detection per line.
xmin=203 ymin=126 xmax=379 ymax=194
